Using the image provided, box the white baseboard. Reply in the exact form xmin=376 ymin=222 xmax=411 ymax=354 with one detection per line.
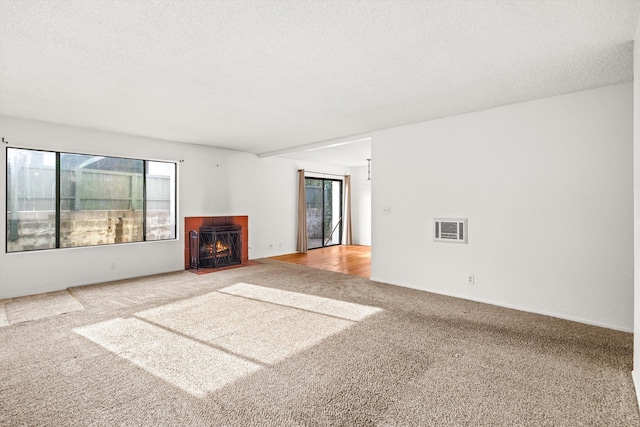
xmin=0 ymin=267 xmax=185 ymax=300
xmin=369 ymin=275 xmax=633 ymax=333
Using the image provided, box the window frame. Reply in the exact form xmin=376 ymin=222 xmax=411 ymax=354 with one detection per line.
xmin=6 ymin=147 xmax=177 ymax=253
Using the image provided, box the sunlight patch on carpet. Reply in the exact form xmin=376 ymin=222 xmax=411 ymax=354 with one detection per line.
xmin=2 ymin=290 xmax=84 ymax=326
xmin=74 ymin=318 xmax=262 ymax=397
xmin=74 ymin=283 xmax=382 ymax=396
xmin=137 ymin=292 xmax=354 ymax=364
xmin=218 ymin=282 xmax=382 ymax=321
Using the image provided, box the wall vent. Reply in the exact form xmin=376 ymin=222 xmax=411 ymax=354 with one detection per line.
xmin=434 ymin=218 xmax=468 ymax=244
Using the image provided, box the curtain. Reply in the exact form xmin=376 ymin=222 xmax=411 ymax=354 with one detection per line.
xmin=343 ymin=175 xmax=354 ymax=245
xmin=296 ymin=169 xmax=308 ymax=253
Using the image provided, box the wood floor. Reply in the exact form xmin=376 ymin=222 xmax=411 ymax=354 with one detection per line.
xmin=270 ymin=245 xmax=371 ymax=278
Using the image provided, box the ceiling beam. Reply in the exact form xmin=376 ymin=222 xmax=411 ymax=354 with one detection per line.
xmin=258 ymin=134 xmax=371 ymax=159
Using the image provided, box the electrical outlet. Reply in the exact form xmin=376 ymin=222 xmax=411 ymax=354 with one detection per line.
xmin=466 ymin=274 xmax=474 ymax=285
xmin=110 ymin=262 xmax=116 ymax=270
xmin=383 ymin=206 xmax=391 ymax=214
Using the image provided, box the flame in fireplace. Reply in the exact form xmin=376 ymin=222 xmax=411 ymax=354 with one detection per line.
xmin=206 ymin=240 xmax=231 ymax=258
xmin=215 ymin=240 xmax=230 ymax=254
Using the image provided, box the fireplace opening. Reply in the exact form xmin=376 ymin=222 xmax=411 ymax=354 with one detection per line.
xmin=189 ymin=225 xmax=242 ymax=269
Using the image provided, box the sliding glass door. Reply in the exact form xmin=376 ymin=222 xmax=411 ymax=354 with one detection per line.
xmin=305 ymin=177 xmax=342 ymax=249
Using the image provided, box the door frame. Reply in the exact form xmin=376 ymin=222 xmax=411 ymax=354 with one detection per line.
xmin=304 ymin=176 xmax=343 ymax=249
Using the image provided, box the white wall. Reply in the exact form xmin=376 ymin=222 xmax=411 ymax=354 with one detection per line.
xmin=371 ymin=83 xmax=634 ymax=332
xmin=0 ymin=116 xmax=349 ymax=299
xmin=633 ymin=16 xmax=640 ymax=402
xmin=226 ymin=153 xmax=350 ymax=256
xmin=350 ymin=165 xmax=372 ymax=245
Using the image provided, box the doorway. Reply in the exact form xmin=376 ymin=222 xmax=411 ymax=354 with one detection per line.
xmin=305 ymin=177 xmax=342 ymax=249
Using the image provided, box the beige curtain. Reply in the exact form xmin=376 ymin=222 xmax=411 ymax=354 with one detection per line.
xmin=296 ymin=169 xmax=308 ymax=253
xmin=343 ymin=175 xmax=354 ymax=245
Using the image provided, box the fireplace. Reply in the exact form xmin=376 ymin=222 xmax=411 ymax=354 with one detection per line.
xmin=190 ymin=225 xmax=242 ymax=269
xmin=184 ymin=216 xmax=248 ymax=270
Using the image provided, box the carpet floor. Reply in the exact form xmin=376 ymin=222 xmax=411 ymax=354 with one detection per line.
xmin=0 ymin=259 xmax=637 ymax=426
xmin=0 ymin=289 xmax=84 ymax=327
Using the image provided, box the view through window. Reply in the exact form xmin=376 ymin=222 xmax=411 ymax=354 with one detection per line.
xmin=6 ymin=148 xmax=176 ymax=252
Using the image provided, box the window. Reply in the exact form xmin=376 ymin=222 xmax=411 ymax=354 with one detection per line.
xmin=6 ymin=149 xmax=56 ymax=251
xmin=305 ymin=177 xmax=342 ymax=249
xmin=145 ymin=161 xmax=177 ymax=242
xmin=6 ymin=148 xmax=176 ymax=252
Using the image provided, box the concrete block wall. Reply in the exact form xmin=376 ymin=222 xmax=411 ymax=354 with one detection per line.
xmin=7 ymin=210 xmax=171 ymax=251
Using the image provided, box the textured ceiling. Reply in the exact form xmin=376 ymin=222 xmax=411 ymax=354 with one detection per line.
xmin=0 ymin=1 xmax=638 ymax=165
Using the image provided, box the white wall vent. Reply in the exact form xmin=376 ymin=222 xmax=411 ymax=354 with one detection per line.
xmin=434 ymin=218 xmax=468 ymax=244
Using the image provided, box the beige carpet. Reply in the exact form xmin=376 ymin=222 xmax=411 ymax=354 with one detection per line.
xmin=0 ymin=289 xmax=84 ymax=327
xmin=0 ymin=259 xmax=637 ymax=426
